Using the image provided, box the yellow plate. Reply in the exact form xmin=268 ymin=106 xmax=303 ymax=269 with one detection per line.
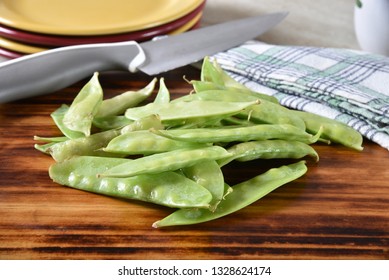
xmin=0 ymin=36 xmax=47 ymax=54
xmin=0 ymin=12 xmax=202 ymax=55
xmin=169 ymin=12 xmax=202 ymax=35
xmin=0 ymin=0 xmax=203 ymax=35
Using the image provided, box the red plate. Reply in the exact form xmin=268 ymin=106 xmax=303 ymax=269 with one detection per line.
xmin=0 ymin=46 xmax=23 ymax=59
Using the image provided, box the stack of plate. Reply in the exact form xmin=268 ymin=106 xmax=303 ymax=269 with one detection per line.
xmin=0 ymin=0 xmax=206 ymax=59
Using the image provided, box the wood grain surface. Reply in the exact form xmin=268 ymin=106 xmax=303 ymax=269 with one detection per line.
xmin=1 ymin=66 xmax=388 ymax=260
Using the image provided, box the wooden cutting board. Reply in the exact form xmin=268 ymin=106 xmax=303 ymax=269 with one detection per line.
xmin=1 ymin=66 xmax=388 ymax=260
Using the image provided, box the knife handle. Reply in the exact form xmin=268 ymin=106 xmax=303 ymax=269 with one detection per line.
xmin=0 ymin=41 xmax=146 ymax=103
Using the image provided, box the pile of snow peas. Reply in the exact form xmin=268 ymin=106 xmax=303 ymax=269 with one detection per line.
xmin=34 ymin=57 xmax=363 ymax=228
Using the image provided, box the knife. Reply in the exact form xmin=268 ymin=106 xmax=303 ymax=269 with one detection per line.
xmin=0 ymin=12 xmax=287 ymax=103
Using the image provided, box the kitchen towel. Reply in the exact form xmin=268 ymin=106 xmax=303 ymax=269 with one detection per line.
xmin=212 ymin=41 xmax=389 ymax=151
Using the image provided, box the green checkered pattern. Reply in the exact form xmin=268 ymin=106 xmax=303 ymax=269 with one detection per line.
xmin=213 ymin=41 xmax=389 ymax=151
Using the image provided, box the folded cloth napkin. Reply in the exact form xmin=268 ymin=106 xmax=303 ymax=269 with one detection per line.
xmin=212 ymin=41 xmax=389 ymax=151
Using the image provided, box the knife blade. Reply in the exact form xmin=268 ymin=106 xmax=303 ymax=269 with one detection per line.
xmin=0 ymin=12 xmax=287 ymax=103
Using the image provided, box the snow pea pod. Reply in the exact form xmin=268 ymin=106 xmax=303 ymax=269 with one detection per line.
xmin=49 ymin=156 xmax=212 ymax=209
xmin=292 ymin=110 xmax=363 ymax=151
xmin=219 ymin=140 xmax=319 ymax=166
xmin=95 ymin=78 xmax=156 ymax=118
xmin=153 ymin=78 xmax=170 ymax=104
xmin=99 ymin=146 xmax=232 ymax=178
xmin=51 ymin=104 xmax=84 ymax=139
xmin=120 ymin=114 xmax=164 ymax=134
xmin=153 ymin=124 xmax=320 ymax=144
xmin=63 ymin=72 xmax=103 ymax=136
xmin=153 ymin=161 xmax=308 ymax=227
xmin=49 ymin=129 xmax=120 ymax=162
xmin=182 ymin=160 xmax=225 ymax=212
xmin=125 ymin=100 xmax=258 ymax=127
xmin=198 ymin=57 xmax=279 ymax=103
xmin=93 ymin=115 xmax=133 ymax=130
xmin=104 ymin=130 xmax=208 ymax=155
xmin=176 ymin=89 xmax=306 ymax=130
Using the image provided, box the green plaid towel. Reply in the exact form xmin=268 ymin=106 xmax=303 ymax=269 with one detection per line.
xmin=212 ymin=41 xmax=389 ymax=151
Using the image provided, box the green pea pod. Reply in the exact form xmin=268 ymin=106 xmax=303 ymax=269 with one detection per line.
xmin=104 ymin=130 xmax=208 ymax=155
xmin=62 ymin=72 xmax=103 ymax=136
xmin=153 ymin=78 xmax=170 ymax=104
xmin=120 ymin=114 xmax=164 ymax=134
xmin=93 ymin=115 xmax=133 ymax=130
xmin=125 ymin=100 xmax=258 ymax=127
xmin=176 ymin=89 xmax=306 ymax=130
xmin=95 ymin=78 xmax=157 ymax=118
xmin=182 ymin=160 xmax=225 ymax=212
xmin=152 ymin=161 xmax=308 ymax=227
xmin=49 ymin=156 xmax=212 ymax=209
xmin=153 ymin=124 xmax=321 ymax=144
xmin=51 ymin=104 xmax=84 ymax=139
xmin=190 ymin=80 xmax=224 ymax=93
xmin=200 ymin=57 xmax=224 ymax=84
xmin=99 ymin=146 xmax=232 ymax=178
xmin=292 ymin=110 xmax=364 ymax=151
xmin=219 ymin=140 xmax=319 ymax=166
xmin=198 ymin=57 xmax=279 ymax=104
xmin=49 ymin=129 xmax=121 ymax=162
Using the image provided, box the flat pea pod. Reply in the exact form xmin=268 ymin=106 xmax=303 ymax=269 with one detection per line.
xmin=49 ymin=156 xmax=212 ymax=209
xmin=51 ymin=104 xmax=84 ymax=139
xmin=292 ymin=110 xmax=363 ymax=151
xmin=95 ymin=78 xmax=157 ymax=118
xmin=49 ymin=129 xmax=121 ymax=162
xmin=93 ymin=115 xmax=133 ymax=131
xmin=63 ymin=72 xmax=103 ymax=136
xmin=219 ymin=140 xmax=319 ymax=166
xmin=190 ymin=80 xmax=279 ymax=104
xmin=153 ymin=124 xmax=320 ymax=144
xmin=182 ymin=160 xmax=225 ymax=212
xmin=152 ymin=161 xmax=308 ymax=227
xmin=198 ymin=57 xmax=279 ymax=104
xmin=120 ymin=114 xmax=164 ymax=134
xmin=104 ymin=130 xmax=208 ymax=155
xmin=125 ymin=100 xmax=258 ymax=127
xmin=176 ymin=89 xmax=306 ymax=130
xmin=99 ymin=146 xmax=232 ymax=178
xmin=153 ymin=78 xmax=170 ymax=104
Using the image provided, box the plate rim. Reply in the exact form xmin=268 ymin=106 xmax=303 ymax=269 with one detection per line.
xmin=0 ymin=13 xmax=203 ymax=55
xmin=0 ymin=1 xmax=205 ymax=47
xmin=0 ymin=0 xmax=204 ymax=35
